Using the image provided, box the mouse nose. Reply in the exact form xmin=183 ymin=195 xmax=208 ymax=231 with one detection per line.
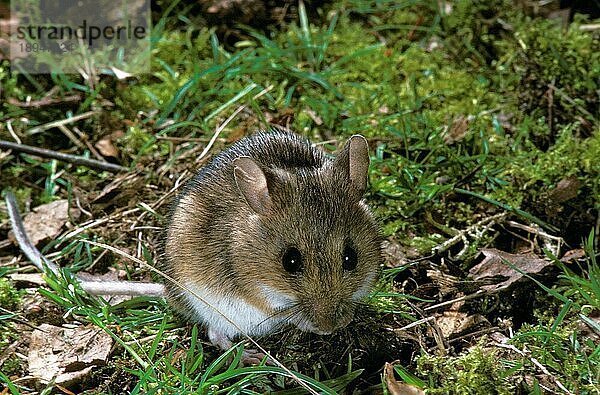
xmin=311 ymin=301 xmax=353 ymax=334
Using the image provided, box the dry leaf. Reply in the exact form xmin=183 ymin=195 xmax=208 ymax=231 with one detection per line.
xmin=18 ymin=200 xmax=80 ymax=246
xmin=28 ymin=323 xmax=113 ymax=386
xmin=561 ymin=248 xmax=586 ymax=263
xmin=95 ymin=137 xmax=119 ymax=158
xmin=436 ymin=311 xmax=489 ymax=338
xmin=95 ymin=130 xmax=123 ymax=158
xmin=9 ymin=273 xmax=45 ymax=286
xmin=384 ymin=362 xmax=425 ymax=395
xmin=382 ymin=239 xmax=419 ymax=268
xmin=469 ymin=248 xmax=553 ymax=292
xmin=443 ymin=115 xmax=470 ymax=144
xmin=548 ymin=176 xmax=580 ymax=203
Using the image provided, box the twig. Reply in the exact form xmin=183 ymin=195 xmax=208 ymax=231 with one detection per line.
xmin=57 ymin=124 xmax=87 ymax=151
xmin=505 ymin=220 xmax=564 ymax=256
xmin=446 ymin=327 xmax=500 ymax=345
xmin=579 ymin=24 xmax=600 ymax=32
xmin=424 ymin=290 xmax=485 ymax=311
xmin=72 ymin=125 xmax=105 ymax=161
xmin=432 ymin=212 xmax=507 ymax=256
xmin=7 ymin=94 xmax=82 ymax=108
xmin=395 ymin=316 xmax=436 ymax=331
xmin=6 ymin=120 xmax=21 ymax=144
xmin=27 ymin=110 xmax=99 ymax=134
xmin=0 ymin=140 xmax=128 ymax=173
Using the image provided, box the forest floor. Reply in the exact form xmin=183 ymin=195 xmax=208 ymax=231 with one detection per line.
xmin=0 ymin=0 xmax=599 ymax=393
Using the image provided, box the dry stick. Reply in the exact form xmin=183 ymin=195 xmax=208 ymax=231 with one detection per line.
xmin=6 ymin=121 xmax=21 ymax=144
xmin=424 ymin=290 xmax=485 ymax=312
xmin=0 ymin=140 xmax=128 ymax=173
xmin=57 ymin=123 xmax=87 ymax=151
xmin=396 ymin=316 xmax=436 ymax=331
xmin=7 ymin=94 xmax=82 ymax=108
xmin=5 ymin=192 xmax=165 ymax=297
xmin=27 ymin=110 xmax=99 ymax=134
xmin=431 ymin=212 xmax=507 ymax=256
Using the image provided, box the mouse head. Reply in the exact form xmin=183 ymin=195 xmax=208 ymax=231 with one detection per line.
xmin=232 ymin=135 xmax=381 ymax=334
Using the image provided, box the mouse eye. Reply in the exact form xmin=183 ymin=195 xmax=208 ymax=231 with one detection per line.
xmin=342 ymin=246 xmax=358 ymax=271
xmin=282 ymin=247 xmax=303 ymax=273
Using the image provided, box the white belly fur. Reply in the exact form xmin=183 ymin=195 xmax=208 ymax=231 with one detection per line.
xmin=183 ymin=282 xmax=293 ymax=339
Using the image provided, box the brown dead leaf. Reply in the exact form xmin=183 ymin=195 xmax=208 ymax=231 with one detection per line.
xmin=443 ymin=115 xmax=470 ymax=144
xmin=94 ymin=131 xmax=123 ymax=158
xmin=28 ymin=323 xmax=113 ymax=386
xmin=427 ymin=270 xmax=459 ymax=295
xmin=382 ymin=239 xmax=419 ymax=268
xmin=548 ymin=176 xmax=580 ymax=203
xmin=560 ymin=248 xmax=586 ymax=263
xmin=469 ymin=248 xmax=553 ymax=292
xmin=436 ymin=311 xmax=489 ymax=339
xmin=384 ymin=362 xmax=425 ymax=395
xmin=16 ymin=200 xmax=80 ymax=246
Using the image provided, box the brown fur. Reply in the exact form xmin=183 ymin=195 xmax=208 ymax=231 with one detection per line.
xmin=163 ymin=128 xmax=381 ymax=338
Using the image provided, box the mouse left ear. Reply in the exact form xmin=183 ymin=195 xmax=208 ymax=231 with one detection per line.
xmin=333 ymin=135 xmax=370 ymax=197
xmin=233 ymin=157 xmax=272 ymax=215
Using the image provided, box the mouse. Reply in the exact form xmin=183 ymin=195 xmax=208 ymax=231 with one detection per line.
xmin=162 ymin=128 xmax=382 ymax=355
xmin=5 ymin=128 xmax=382 ymax=363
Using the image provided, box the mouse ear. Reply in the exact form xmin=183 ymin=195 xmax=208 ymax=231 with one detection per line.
xmin=333 ymin=135 xmax=370 ymax=197
xmin=233 ymin=156 xmax=272 ymax=215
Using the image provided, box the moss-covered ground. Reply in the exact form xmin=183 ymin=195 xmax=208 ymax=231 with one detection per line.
xmin=1 ymin=0 xmax=599 ymax=393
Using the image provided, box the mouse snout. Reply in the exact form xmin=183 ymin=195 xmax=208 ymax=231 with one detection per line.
xmin=309 ymin=300 xmax=354 ymax=335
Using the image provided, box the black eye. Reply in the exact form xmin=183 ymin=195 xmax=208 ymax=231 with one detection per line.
xmin=282 ymin=247 xmax=303 ymax=273
xmin=342 ymin=246 xmax=358 ymax=271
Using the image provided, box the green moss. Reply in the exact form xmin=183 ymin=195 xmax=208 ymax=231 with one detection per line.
xmin=490 ymin=124 xmax=600 ymax=217
xmin=0 ymin=279 xmax=22 ymax=354
xmin=117 ymin=125 xmax=165 ymax=161
xmin=0 ymin=278 xmax=21 ymax=311
xmin=417 ymin=346 xmax=514 ymax=394
xmin=495 ymin=16 xmax=600 ymax=144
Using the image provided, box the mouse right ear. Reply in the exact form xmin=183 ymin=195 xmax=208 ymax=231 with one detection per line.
xmin=233 ymin=157 xmax=272 ymax=215
xmin=333 ymin=135 xmax=370 ymax=198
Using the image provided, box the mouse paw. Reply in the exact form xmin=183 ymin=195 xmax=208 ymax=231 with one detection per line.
xmin=207 ymin=327 xmax=273 ymax=366
xmin=240 ymin=349 xmax=267 ymax=366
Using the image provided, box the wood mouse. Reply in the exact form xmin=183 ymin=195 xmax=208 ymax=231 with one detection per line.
xmin=163 ymin=128 xmax=382 ymax=353
xmin=5 ymin=128 xmax=381 ymax=361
